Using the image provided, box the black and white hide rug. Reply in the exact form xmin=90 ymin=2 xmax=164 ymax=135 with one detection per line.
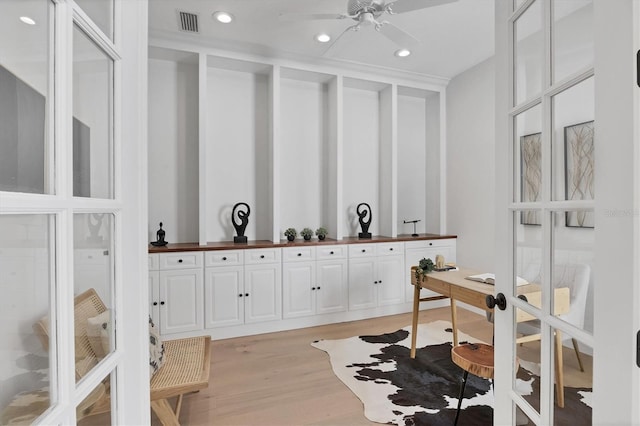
xmin=311 ymin=320 xmax=591 ymax=426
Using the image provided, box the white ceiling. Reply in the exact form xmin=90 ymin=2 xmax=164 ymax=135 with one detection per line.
xmin=148 ymin=0 xmax=495 ymax=80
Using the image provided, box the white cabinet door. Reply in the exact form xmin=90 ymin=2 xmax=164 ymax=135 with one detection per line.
xmin=204 ymin=266 xmax=244 ymax=328
xmin=348 ymin=257 xmax=377 ymax=310
xmin=316 ymin=259 xmax=348 ymax=315
xmin=149 ymin=270 xmax=160 ymax=326
xmin=159 ymin=268 xmax=204 ymax=335
xmin=283 ymin=262 xmax=315 ymax=319
xmin=244 ymin=264 xmax=282 ymax=323
xmin=377 ymin=255 xmax=404 ymax=306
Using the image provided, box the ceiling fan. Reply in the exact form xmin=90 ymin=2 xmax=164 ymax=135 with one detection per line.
xmin=280 ymin=0 xmax=457 ymax=55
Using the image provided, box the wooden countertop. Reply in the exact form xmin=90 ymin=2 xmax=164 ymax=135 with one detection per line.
xmin=148 ymin=233 xmax=457 ymax=253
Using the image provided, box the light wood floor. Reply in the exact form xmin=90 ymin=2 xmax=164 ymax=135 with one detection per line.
xmin=82 ymin=306 xmax=593 ymax=425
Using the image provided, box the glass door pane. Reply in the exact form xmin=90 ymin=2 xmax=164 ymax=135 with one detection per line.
xmin=552 ymin=0 xmax=593 ymax=83
xmin=0 ymin=0 xmax=52 ymax=194
xmin=73 ymin=26 xmax=114 ymax=199
xmin=73 ymin=213 xmax=115 ymax=381
xmin=74 ymin=0 xmax=114 ymax=41
xmin=514 ymin=0 xmax=543 ymax=105
xmin=514 ymin=104 xmax=543 ymax=207
xmin=0 ymin=215 xmax=55 ymax=423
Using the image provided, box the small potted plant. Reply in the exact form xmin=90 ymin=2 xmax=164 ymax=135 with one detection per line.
xmin=315 ymin=227 xmax=328 ymax=241
xmin=414 ymin=257 xmax=435 ymax=281
xmin=300 ymin=227 xmax=313 ymax=241
xmin=284 ymin=228 xmax=297 ymax=242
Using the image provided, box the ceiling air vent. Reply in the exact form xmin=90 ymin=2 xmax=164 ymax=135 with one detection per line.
xmin=178 ymin=11 xmax=199 ymax=33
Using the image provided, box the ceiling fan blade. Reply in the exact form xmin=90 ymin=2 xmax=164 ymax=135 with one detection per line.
xmin=279 ymin=12 xmax=351 ymax=22
xmin=322 ymin=25 xmax=359 ymax=57
xmin=377 ymin=22 xmax=419 ymax=47
xmin=384 ymin=0 xmax=457 ymax=14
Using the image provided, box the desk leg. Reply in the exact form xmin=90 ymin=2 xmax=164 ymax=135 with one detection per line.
xmin=554 ymin=330 xmax=565 ymax=408
xmin=410 ymin=283 xmax=420 ymax=359
xmin=450 ymin=298 xmax=458 ymax=346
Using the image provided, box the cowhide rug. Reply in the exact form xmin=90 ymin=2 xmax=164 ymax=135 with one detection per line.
xmin=312 ymin=320 xmax=591 ymax=426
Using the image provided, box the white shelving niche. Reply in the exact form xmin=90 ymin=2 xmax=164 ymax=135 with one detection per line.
xmin=397 ymin=86 xmax=443 ymax=236
xmin=205 ymin=56 xmax=274 ymax=244
xmin=148 ymin=47 xmax=200 ymax=244
xmin=278 ymin=68 xmax=337 ymax=241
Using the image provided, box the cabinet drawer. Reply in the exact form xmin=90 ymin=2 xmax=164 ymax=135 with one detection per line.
xmin=148 ymin=254 xmax=159 ymax=271
xmin=205 ymin=250 xmax=243 ymax=267
xmin=159 ymin=252 xmax=203 ymax=270
xmin=316 ymin=245 xmax=346 ymax=260
xmin=376 ymin=242 xmax=404 ymax=256
xmin=245 ymin=248 xmax=281 ymax=264
xmin=282 ymin=246 xmax=316 ymax=262
xmin=405 ymin=238 xmax=455 ymax=251
xmin=348 ymin=244 xmax=376 ymax=258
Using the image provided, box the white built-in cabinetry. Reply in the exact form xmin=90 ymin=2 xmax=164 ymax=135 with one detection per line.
xmin=148 ymin=44 xmax=447 ymax=245
xmin=282 ymin=245 xmax=348 ymax=319
xmin=348 ymin=242 xmax=405 ymax=310
xmin=149 ymin=252 xmax=204 ymax=335
xmin=149 ymin=237 xmax=455 ymax=339
xmin=204 ymin=249 xmax=282 ymax=328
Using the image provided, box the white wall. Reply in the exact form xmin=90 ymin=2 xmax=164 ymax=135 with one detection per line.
xmin=446 ymin=57 xmax=496 ymax=271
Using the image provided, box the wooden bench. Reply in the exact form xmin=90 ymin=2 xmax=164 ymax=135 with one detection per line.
xmin=2 ymin=289 xmax=210 ymax=425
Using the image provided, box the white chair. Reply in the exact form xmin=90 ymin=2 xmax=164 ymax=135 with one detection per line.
xmin=517 ymin=263 xmax=591 ymax=371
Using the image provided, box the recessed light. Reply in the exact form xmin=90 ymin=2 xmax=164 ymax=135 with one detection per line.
xmin=212 ymin=11 xmax=234 ymax=24
xmin=20 ymin=16 xmax=36 ymax=25
xmin=315 ymin=33 xmax=331 ymax=43
xmin=394 ymin=48 xmax=411 ymax=58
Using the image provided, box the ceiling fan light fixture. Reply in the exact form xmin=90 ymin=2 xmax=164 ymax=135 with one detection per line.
xmin=315 ymin=33 xmax=331 ymax=43
xmin=212 ymin=11 xmax=234 ymax=24
xmin=394 ymin=48 xmax=411 ymax=57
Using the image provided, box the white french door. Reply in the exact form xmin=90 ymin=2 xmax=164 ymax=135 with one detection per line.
xmin=494 ymin=0 xmax=640 ymax=425
xmin=0 ymin=0 xmax=148 ymax=424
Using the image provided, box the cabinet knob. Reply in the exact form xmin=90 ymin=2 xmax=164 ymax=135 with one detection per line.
xmin=297 ymin=253 xmax=302 ymax=257
xmin=389 ymin=247 xmax=393 ymax=251
xmin=239 ymin=294 xmax=243 ymax=297
xmin=374 ymin=281 xmax=378 ymax=284
xmin=178 ymin=259 xmax=183 ymax=263
xmin=222 ymin=256 xmax=227 ymax=261
xmin=330 ymin=251 xmax=334 ymax=255
xmin=379 ymin=280 xmax=383 ymax=284
xmin=260 ymin=255 xmax=265 ymax=259
xmin=312 ymin=287 xmax=316 ymax=290
xmin=362 ymin=249 xmax=366 ymax=253
xmin=160 ymin=301 xmax=165 ymax=305
xmin=429 ymin=243 xmax=433 ymax=246
xmin=317 ymin=286 xmax=321 ymax=290
xmin=153 ymin=302 xmax=158 ymax=306
xmin=245 ymin=293 xmax=249 ymax=297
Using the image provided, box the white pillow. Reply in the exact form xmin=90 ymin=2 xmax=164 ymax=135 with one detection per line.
xmin=149 ymin=316 xmax=165 ymax=377
xmin=86 ymin=310 xmax=110 ymax=359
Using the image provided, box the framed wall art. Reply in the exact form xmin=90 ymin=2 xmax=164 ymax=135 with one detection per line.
xmin=520 ymin=132 xmax=542 ymax=225
xmin=564 ymin=120 xmax=594 ymax=228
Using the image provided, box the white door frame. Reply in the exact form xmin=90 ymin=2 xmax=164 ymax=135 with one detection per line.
xmin=494 ymin=0 xmax=640 ymax=424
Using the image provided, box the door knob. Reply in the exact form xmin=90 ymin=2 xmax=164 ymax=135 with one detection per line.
xmin=486 ymin=293 xmax=507 ymax=311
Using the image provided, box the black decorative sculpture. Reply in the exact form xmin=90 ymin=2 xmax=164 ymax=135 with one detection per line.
xmin=357 ymin=202 xmax=372 ymax=239
xmin=403 ymin=219 xmax=421 ymax=237
xmin=232 ymin=202 xmax=250 ymax=243
xmin=151 ymin=222 xmax=168 ymax=246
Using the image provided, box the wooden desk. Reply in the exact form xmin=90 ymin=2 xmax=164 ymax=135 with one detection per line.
xmin=409 ymin=267 xmax=570 ymax=407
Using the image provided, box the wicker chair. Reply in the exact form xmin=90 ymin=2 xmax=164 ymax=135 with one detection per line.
xmin=2 ymin=289 xmax=211 ymax=426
